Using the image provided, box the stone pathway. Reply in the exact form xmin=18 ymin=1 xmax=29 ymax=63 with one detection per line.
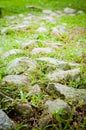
xmin=0 ymin=7 xmax=86 ymax=129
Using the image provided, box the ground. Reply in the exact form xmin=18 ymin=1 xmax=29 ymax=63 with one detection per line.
xmin=0 ymin=0 xmax=86 ymax=130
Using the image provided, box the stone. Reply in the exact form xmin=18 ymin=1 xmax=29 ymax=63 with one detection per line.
xmin=2 ymin=75 xmax=31 ymax=87
xmin=50 ymin=12 xmax=57 ymax=17
xmin=64 ymin=7 xmax=76 ymax=14
xmin=27 ymin=84 xmax=41 ymax=96
xmin=12 ymin=24 xmax=30 ymax=31
xmin=1 ymin=23 xmax=30 ymax=34
xmin=43 ymin=44 xmax=59 ymax=50
xmin=47 ymin=83 xmax=86 ymax=103
xmin=40 ymin=22 xmax=45 ymax=27
xmin=31 ymin=47 xmax=53 ymax=55
xmin=38 ymin=114 xmax=52 ymax=129
xmin=6 ymin=57 xmax=36 ymax=74
xmin=4 ymin=16 xmax=16 ymax=20
xmin=36 ymin=57 xmax=80 ymax=69
xmin=15 ymin=102 xmax=33 ymax=116
xmin=19 ymin=14 xmax=24 ymax=17
xmin=41 ymin=16 xmax=56 ymax=24
xmin=47 ymin=68 xmax=80 ymax=82
xmin=45 ymin=42 xmax=62 ymax=49
xmin=22 ymin=40 xmax=37 ymax=49
xmin=42 ymin=10 xmax=53 ymax=14
xmin=26 ymin=5 xmax=42 ymax=11
xmin=51 ymin=26 xmax=67 ymax=36
xmin=56 ymin=10 xmax=63 ymax=15
xmin=2 ymin=49 xmax=23 ymax=59
xmin=77 ymin=10 xmax=84 ymax=14
xmin=24 ymin=14 xmax=36 ymax=21
xmin=39 ymin=99 xmax=71 ymax=128
xmin=0 ymin=109 xmax=15 ymax=130
xmin=45 ymin=99 xmax=71 ymax=116
xmin=36 ymin=27 xmax=48 ymax=33
xmin=0 ymin=47 xmax=3 ymax=55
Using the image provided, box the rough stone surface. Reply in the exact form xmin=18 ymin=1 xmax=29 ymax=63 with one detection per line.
xmin=44 ymin=99 xmax=71 ymax=115
xmin=2 ymin=49 xmax=23 ymax=58
xmin=77 ymin=10 xmax=84 ymax=14
xmin=27 ymin=84 xmax=41 ymax=96
xmin=39 ymin=99 xmax=71 ymax=128
xmin=51 ymin=26 xmax=67 ymax=36
xmin=64 ymin=7 xmax=76 ymax=14
xmin=40 ymin=16 xmax=56 ymax=24
xmin=50 ymin=12 xmax=57 ymax=17
xmin=4 ymin=16 xmax=16 ymax=19
xmin=0 ymin=109 xmax=15 ymax=130
xmin=36 ymin=57 xmax=80 ymax=69
xmin=38 ymin=114 xmax=52 ymax=129
xmin=1 ymin=23 xmax=30 ymax=34
xmin=36 ymin=27 xmax=48 ymax=33
xmin=47 ymin=68 xmax=80 ymax=82
xmin=11 ymin=24 xmax=30 ymax=31
xmin=42 ymin=10 xmax=53 ymax=14
xmin=6 ymin=57 xmax=36 ymax=74
xmin=2 ymin=75 xmax=31 ymax=87
xmin=47 ymin=83 xmax=86 ymax=102
xmin=31 ymin=47 xmax=53 ymax=55
xmin=22 ymin=40 xmax=37 ymax=49
xmin=44 ymin=41 xmax=62 ymax=49
xmin=19 ymin=14 xmax=24 ymax=17
xmin=15 ymin=102 xmax=33 ymax=116
xmin=0 ymin=47 xmax=3 ymax=55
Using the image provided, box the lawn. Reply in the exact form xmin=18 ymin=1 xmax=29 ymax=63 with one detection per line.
xmin=0 ymin=0 xmax=86 ymax=130
xmin=0 ymin=0 xmax=86 ymax=16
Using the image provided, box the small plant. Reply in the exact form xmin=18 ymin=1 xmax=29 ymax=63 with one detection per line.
xmin=30 ymin=93 xmax=44 ymax=108
xmin=51 ymin=108 xmax=74 ymax=130
xmin=19 ymin=90 xmax=28 ymax=102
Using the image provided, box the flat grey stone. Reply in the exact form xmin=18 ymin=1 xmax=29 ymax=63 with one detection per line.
xmin=39 ymin=99 xmax=71 ymax=128
xmin=15 ymin=102 xmax=33 ymax=116
xmin=22 ymin=40 xmax=37 ymax=49
xmin=40 ymin=16 xmax=56 ymax=24
xmin=1 ymin=23 xmax=30 ymax=34
xmin=6 ymin=57 xmax=36 ymax=74
xmin=2 ymin=49 xmax=23 ymax=59
xmin=2 ymin=75 xmax=31 ymax=87
xmin=27 ymin=84 xmax=41 ymax=96
xmin=64 ymin=7 xmax=76 ymax=14
xmin=56 ymin=10 xmax=63 ymax=15
xmin=47 ymin=83 xmax=86 ymax=102
xmin=77 ymin=10 xmax=84 ymax=14
xmin=36 ymin=57 xmax=80 ymax=68
xmin=50 ymin=12 xmax=57 ymax=17
xmin=51 ymin=26 xmax=67 ymax=36
xmin=45 ymin=42 xmax=62 ymax=49
xmin=4 ymin=16 xmax=16 ymax=19
xmin=24 ymin=14 xmax=36 ymax=21
xmin=36 ymin=27 xmax=48 ymax=33
xmin=47 ymin=68 xmax=80 ymax=82
xmin=31 ymin=47 xmax=53 ymax=55
xmin=0 ymin=47 xmax=3 ymax=55
xmin=12 ymin=24 xmax=30 ymax=31
xmin=0 ymin=109 xmax=15 ymax=130
xmin=18 ymin=14 xmax=24 ymax=17
xmin=45 ymin=99 xmax=71 ymax=115
xmin=38 ymin=114 xmax=52 ymax=129
xmin=42 ymin=10 xmax=53 ymax=14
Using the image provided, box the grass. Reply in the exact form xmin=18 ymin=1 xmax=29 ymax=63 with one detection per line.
xmin=0 ymin=0 xmax=86 ymax=16
xmin=0 ymin=0 xmax=86 ymax=130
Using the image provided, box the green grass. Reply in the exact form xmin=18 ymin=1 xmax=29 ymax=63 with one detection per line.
xmin=0 ymin=0 xmax=86 ymax=16
xmin=0 ymin=0 xmax=86 ymax=130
